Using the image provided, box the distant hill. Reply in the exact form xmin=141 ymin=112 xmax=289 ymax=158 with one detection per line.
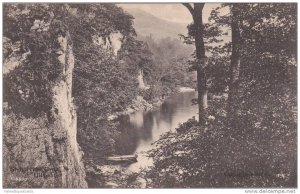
xmin=123 ymin=8 xmax=189 ymax=41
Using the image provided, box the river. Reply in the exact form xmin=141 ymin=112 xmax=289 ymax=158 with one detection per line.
xmin=115 ymin=89 xmax=198 ymax=172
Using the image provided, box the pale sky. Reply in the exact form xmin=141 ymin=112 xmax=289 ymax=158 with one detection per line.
xmin=119 ymin=3 xmax=223 ymax=25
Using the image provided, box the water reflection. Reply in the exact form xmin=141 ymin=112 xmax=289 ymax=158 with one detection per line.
xmin=115 ymin=91 xmax=198 ymax=171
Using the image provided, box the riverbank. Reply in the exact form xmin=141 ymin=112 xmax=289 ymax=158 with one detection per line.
xmin=86 ymin=87 xmax=197 ymax=188
xmin=107 ymin=93 xmax=162 ymax=121
xmin=108 ymin=87 xmax=195 ymax=121
xmin=85 ymin=160 xmax=149 ymax=188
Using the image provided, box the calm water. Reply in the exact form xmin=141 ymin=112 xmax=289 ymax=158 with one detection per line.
xmin=115 ymin=90 xmax=198 ymax=171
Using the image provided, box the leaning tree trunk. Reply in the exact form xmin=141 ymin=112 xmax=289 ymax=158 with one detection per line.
xmin=227 ymin=4 xmax=241 ymax=127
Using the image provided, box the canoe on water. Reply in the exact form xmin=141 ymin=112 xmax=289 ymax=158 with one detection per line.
xmin=106 ymin=155 xmax=138 ymax=163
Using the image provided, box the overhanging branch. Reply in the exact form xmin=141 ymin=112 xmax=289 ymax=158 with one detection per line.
xmin=182 ymin=3 xmax=194 ymax=16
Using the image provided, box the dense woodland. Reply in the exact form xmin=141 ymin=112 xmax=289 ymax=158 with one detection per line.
xmin=146 ymin=3 xmax=297 ymax=187
xmin=3 ymin=3 xmax=297 ymax=188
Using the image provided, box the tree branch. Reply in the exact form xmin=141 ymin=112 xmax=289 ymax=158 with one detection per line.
xmin=182 ymin=3 xmax=194 ymax=16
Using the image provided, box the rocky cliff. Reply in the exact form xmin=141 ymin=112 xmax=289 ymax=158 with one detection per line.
xmin=3 ymin=28 xmax=88 ymax=188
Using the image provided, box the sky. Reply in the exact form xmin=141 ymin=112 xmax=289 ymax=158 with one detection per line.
xmin=119 ymin=3 xmax=222 ymax=25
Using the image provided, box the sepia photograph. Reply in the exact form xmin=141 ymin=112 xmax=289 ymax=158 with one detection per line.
xmin=2 ymin=1 xmax=297 ymax=190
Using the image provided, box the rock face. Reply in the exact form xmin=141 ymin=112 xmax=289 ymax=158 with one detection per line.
xmin=92 ymin=32 xmax=123 ymax=56
xmin=3 ymin=31 xmax=88 ymax=188
xmin=137 ymin=69 xmax=146 ymax=89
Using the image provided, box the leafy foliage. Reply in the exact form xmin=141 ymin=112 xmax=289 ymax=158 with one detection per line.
xmin=3 ymin=4 xmax=69 ymax=118
xmin=69 ymin=4 xmax=136 ymax=38
xmin=147 ymin=93 xmax=296 ymax=187
xmin=118 ymin=36 xmax=153 ymax=76
xmin=73 ymin=43 xmax=139 ymax=157
xmin=138 ymin=35 xmax=195 ymax=100
xmin=69 ymin=4 xmax=151 ymax=158
xmin=3 ymin=3 xmax=152 ymax=158
xmin=146 ymin=3 xmax=297 ymax=188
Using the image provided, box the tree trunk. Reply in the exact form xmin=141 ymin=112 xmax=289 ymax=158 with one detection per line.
xmin=182 ymin=3 xmax=207 ymax=126
xmin=227 ymin=4 xmax=241 ymax=126
xmin=193 ymin=4 xmax=208 ymax=125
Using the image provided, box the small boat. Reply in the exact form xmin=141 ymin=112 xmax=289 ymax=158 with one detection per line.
xmin=106 ymin=154 xmax=138 ymax=163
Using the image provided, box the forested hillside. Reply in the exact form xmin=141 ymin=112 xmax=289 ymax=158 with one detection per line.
xmin=120 ymin=8 xmax=188 ymax=40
